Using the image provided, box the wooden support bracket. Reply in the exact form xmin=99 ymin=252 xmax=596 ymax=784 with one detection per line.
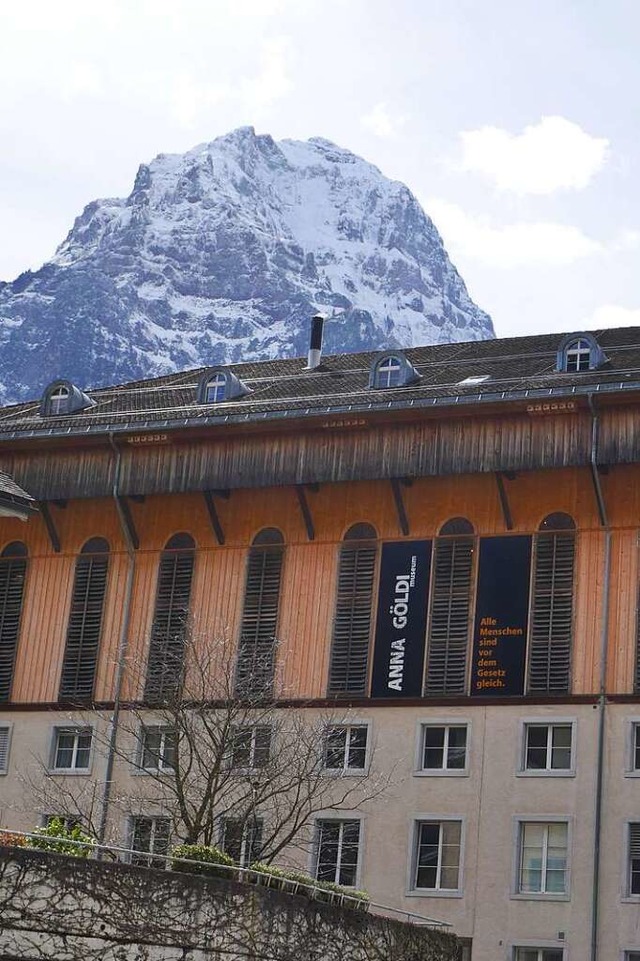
xmin=39 ymin=501 xmax=61 ymax=553
xmin=495 ymin=472 xmax=514 ymax=531
xmin=295 ymin=485 xmax=316 ymax=541
xmin=203 ymin=490 xmax=226 ymax=545
xmin=117 ymin=496 xmax=140 ymax=550
xmin=390 ymin=478 xmax=411 ymax=536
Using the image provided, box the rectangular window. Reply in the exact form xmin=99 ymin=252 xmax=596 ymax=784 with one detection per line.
xmin=517 ymin=822 xmax=568 ymax=895
xmin=628 ymin=823 xmax=640 ymax=895
xmin=324 ymin=726 xmax=368 ymax=771
xmin=221 ymin=817 xmax=263 ymax=867
xmin=52 ymin=728 xmax=92 ymax=771
xmin=230 ymin=726 xmax=271 ymax=769
xmin=0 ymin=725 xmax=11 ymax=774
xmin=413 ymin=820 xmax=462 ymax=891
xmin=420 ymin=725 xmax=467 ymax=772
xmin=315 ymin=819 xmax=361 ymax=886
xmin=130 ymin=816 xmax=171 ymax=867
xmin=514 ymin=950 xmax=563 ymax=961
xmin=139 ymin=726 xmax=176 ymax=771
xmin=633 ymin=724 xmax=640 ymax=772
xmin=626 ymin=954 xmax=640 ymax=961
xmin=523 ymin=724 xmax=572 ymax=772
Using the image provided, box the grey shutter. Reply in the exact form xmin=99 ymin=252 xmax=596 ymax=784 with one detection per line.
xmin=425 ymin=536 xmax=474 ymax=695
xmin=328 ymin=542 xmax=377 ymax=695
xmin=0 ymin=726 xmax=10 ymax=772
xmin=145 ymin=544 xmax=195 ymax=703
xmin=59 ymin=545 xmax=109 ymax=701
xmin=0 ymin=549 xmax=27 ymax=702
xmin=527 ymin=531 xmax=575 ymax=693
xmin=235 ymin=543 xmax=283 ymax=698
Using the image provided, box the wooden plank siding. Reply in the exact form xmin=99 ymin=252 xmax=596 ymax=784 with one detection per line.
xmin=2 ymin=466 xmax=640 ymax=705
xmin=0 ymin=406 xmax=608 ymax=500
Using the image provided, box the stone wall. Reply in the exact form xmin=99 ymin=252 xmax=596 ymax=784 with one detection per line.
xmin=0 ymin=847 xmax=459 ymax=961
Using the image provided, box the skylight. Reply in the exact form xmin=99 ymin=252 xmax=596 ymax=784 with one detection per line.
xmin=459 ymin=375 xmax=490 ymax=385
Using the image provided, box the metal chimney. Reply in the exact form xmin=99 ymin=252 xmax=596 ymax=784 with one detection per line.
xmin=305 ymin=313 xmax=325 ymax=370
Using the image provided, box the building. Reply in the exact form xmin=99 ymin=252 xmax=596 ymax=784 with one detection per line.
xmin=1 ymin=322 xmax=640 ymax=961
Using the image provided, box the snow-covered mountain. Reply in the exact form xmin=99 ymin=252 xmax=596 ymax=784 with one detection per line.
xmin=0 ymin=127 xmax=493 ymax=402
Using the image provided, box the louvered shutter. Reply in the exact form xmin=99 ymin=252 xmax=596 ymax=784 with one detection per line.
xmin=328 ymin=540 xmax=377 ymax=695
xmin=145 ymin=544 xmax=195 ymax=703
xmin=0 ymin=726 xmax=10 ymax=773
xmin=527 ymin=530 xmax=575 ymax=693
xmin=629 ymin=823 xmax=640 ymax=894
xmin=235 ymin=541 xmax=283 ymax=698
xmin=59 ymin=543 xmax=109 ymax=701
xmin=0 ymin=548 xmax=27 ymax=702
xmin=425 ymin=536 xmax=474 ymax=695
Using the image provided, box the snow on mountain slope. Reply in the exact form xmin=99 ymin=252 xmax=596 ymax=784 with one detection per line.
xmin=0 ymin=127 xmax=493 ymax=402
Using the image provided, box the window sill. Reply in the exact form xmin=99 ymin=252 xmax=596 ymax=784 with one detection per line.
xmin=405 ymin=888 xmax=463 ymax=899
xmin=510 ymin=892 xmax=570 ymax=902
xmin=620 ymin=896 xmax=640 ymax=903
xmin=47 ymin=768 xmax=92 ymax=776
xmin=623 ymin=771 xmax=640 ymax=778
xmin=516 ymin=770 xmax=575 ymax=778
xmin=130 ymin=767 xmax=175 ymax=776
xmin=413 ymin=769 xmax=469 ymax=778
xmin=322 ymin=768 xmax=369 ymax=778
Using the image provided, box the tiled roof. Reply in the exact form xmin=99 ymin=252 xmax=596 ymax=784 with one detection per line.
xmin=0 ymin=326 xmax=639 ymax=440
xmin=0 ymin=470 xmax=37 ymax=515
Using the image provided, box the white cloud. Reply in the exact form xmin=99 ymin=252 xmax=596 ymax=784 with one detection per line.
xmin=459 ymin=116 xmax=609 ymax=194
xmin=242 ymin=37 xmax=293 ymax=110
xmin=427 ymin=198 xmax=602 ymax=267
xmin=361 ymin=102 xmax=406 ymax=138
xmin=580 ymin=305 xmax=640 ymax=330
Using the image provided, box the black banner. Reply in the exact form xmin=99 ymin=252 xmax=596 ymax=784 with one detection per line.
xmin=471 ymin=535 xmax=532 ymax=696
xmin=371 ymin=540 xmax=432 ymax=698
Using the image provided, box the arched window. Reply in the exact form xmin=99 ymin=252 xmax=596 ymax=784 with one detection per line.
xmin=59 ymin=538 xmax=109 ymax=701
xmin=49 ymin=385 xmax=70 ymax=415
xmin=527 ymin=513 xmax=576 ymax=694
xmin=0 ymin=542 xmax=28 ymax=702
xmin=204 ymin=373 xmax=227 ymax=404
xmin=424 ymin=518 xmax=475 ymax=696
xmin=144 ymin=533 xmax=196 ymax=703
xmin=327 ymin=524 xmax=378 ymax=696
xmin=565 ymin=339 xmax=592 ymax=373
xmin=235 ymin=529 xmax=284 ymax=698
xmin=374 ymin=356 xmax=402 ymax=389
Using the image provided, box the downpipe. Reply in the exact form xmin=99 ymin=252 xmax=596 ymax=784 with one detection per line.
xmin=97 ymin=433 xmax=137 ymax=847
xmin=588 ymin=394 xmax=611 ymax=961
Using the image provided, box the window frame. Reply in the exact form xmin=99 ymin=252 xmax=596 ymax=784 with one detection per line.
xmin=625 ymin=718 xmax=640 ymax=777
xmin=512 ymin=816 xmax=571 ymax=901
xmin=220 ymin=815 xmax=264 ymax=867
xmin=310 ymin=813 xmax=364 ymax=889
xmin=137 ymin=724 xmax=176 ymax=773
xmin=49 ymin=726 xmax=93 ymax=774
xmin=0 ymin=722 xmax=13 ymax=775
xmin=407 ymin=815 xmax=465 ymax=898
xmin=204 ymin=372 xmax=228 ymax=405
xmin=623 ymin=821 xmax=640 ymax=900
xmin=517 ymin=718 xmax=576 ymax=777
xmin=414 ymin=719 xmax=470 ymax=777
xmin=228 ymin=724 xmax=273 ymax=772
xmin=128 ymin=814 xmax=171 ymax=868
xmin=322 ymin=722 xmax=371 ymax=776
xmin=511 ymin=947 xmax=566 ymax=961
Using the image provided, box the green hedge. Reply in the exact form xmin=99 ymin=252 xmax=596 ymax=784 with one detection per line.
xmin=26 ymin=818 xmax=95 ymax=858
xmin=171 ymin=843 xmax=236 ymax=877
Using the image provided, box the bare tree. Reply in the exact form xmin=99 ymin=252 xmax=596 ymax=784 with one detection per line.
xmin=19 ymin=629 xmax=394 ymax=866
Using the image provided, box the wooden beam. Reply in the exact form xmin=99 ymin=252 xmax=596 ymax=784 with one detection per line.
xmin=295 ymin=485 xmax=315 ymax=541
xmin=117 ymin=496 xmax=140 ymax=550
xmin=38 ymin=501 xmax=61 ymax=553
xmin=390 ymin=478 xmax=410 ymax=536
xmin=495 ymin=472 xmax=514 ymax=531
xmin=203 ymin=490 xmax=225 ymax=545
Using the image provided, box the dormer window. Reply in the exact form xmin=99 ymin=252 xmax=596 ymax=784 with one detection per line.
xmin=556 ymin=332 xmax=606 ymax=374
xmin=204 ymin=373 xmax=227 ymax=404
xmin=375 ymin=356 xmax=402 ymax=389
xmin=197 ymin=367 xmax=250 ymax=405
xmin=49 ymin=385 xmax=70 ymax=415
xmin=40 ymin=380 xmax=95 ymax=418
xmin=369 ymin=353 xmax=420 ymax=390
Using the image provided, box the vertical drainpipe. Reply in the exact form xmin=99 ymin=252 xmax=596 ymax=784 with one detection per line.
xmin=97 ymin=433 xmax=137 ymax=847
xmin=588 ymin=393 xmax=612 ymax=961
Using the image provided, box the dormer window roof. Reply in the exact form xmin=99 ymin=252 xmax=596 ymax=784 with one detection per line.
xmin=40 ymin=380 xmax=96 ymax=418
xmin=369 ymin=352 xmax=420 ymax=390
xmin=556 ymin=333 xmax=607 ymax=373
xmin=197 ymin=367 xmax=250 ymax=405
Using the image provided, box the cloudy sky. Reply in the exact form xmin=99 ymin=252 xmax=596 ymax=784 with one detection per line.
xmin=1 ymin=0 xmax=638 ymax=338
